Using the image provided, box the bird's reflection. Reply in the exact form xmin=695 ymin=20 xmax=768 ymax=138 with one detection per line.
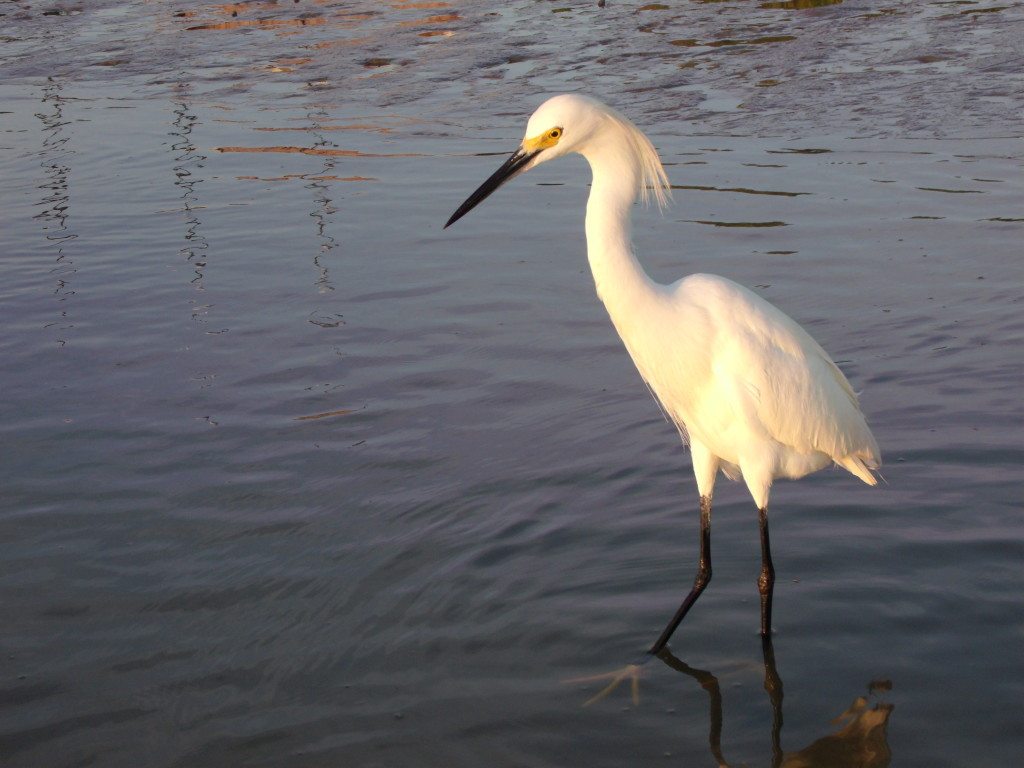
xmin=653 ymin=650 xmax=730 ymax=767
xmin=572 ymin=638 xmax=893 ymax=767
xmin=654 ymin=639 xmax=893 ymax=768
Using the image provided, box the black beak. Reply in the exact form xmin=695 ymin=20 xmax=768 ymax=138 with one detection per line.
xmin=444 ymin=147 xmax=539 ymax=229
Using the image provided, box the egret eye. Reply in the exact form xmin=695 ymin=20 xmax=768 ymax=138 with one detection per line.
xmin=549 ymin=128 xmax=562 ymax=139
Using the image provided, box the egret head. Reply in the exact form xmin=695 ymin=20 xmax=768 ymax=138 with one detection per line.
xmin=444 ymin=94 xmax=669 ymax=229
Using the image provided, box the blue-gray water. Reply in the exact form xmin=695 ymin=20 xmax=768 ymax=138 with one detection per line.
xmin=1 ymin=1 xmax=1022 ymax=766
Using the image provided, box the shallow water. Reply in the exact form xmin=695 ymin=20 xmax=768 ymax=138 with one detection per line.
xmin=1 ymin=1 xmax=1022 ymax=766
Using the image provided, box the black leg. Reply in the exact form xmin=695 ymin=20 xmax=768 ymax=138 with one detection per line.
xmin=649 ymin=495 xmax=712 ymax=654
xmin=758 ymin=506 xmax=776 ymax=637
xmin=761 ymin=634 xmax=785 ymax=768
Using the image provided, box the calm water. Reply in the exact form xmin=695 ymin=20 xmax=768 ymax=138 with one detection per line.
xmin=1 ymin=1 xmax=1022 ymax=766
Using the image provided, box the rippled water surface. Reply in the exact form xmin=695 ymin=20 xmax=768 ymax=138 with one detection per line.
xmin=2 ymin=1 xmax=1022 ymax=766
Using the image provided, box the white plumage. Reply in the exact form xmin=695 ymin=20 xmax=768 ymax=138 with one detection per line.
xmin=613 ymin=272 xmax=879 ymax=508
xmin=446 ymin=94 xmax=880 ymax=648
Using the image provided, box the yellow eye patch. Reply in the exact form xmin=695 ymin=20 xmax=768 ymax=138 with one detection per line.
xmin=523 ymin=126 xmax=563 ymax=153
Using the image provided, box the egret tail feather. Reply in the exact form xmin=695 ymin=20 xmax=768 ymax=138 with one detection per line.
xmin=838 ymin=455 xmax=880 ymax=486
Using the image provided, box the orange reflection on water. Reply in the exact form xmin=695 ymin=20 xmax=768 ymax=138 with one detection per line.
xmin=217 ymin=145 xmax=424 ymax=158
xmin=782 ymin=696 xmax=893 ymax=768
xmin=389 ymin=1 xmax=451 ymax=8
xmin=187 ymin=16 xmax=327 ymax=31
xmin=214 ymin=1 xmax=281 ymax=13
xmin=398 ymin=12 xmax=460 ymax=27
xmin=265 ymin=56 xmax=313 ymax=72
xmin=308 ymin=37 xmax=374 ymax=49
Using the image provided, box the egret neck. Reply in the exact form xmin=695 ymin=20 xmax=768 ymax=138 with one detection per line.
xmin=581 ymin=134 xmax=663 ymax=351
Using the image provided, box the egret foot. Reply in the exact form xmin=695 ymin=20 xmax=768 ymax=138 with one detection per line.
xmin=562 ymin=657 xmax=652 ymax=707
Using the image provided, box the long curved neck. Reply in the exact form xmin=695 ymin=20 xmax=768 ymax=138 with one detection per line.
xmin=582 ymin=139 xmax=660 ymax=318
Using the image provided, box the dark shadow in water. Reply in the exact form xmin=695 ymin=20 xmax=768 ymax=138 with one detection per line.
xmin=304 ymin=99 xmax=339 ymax=296
xmin=656 ymin=639 xmax=893 ymax=767
xmin=34 ymin=76 xmax=77 ymax=345
xmin=168 ymin=80 xmax=210 ymax=299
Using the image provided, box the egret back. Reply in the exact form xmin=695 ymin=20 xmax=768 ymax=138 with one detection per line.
xmin=622 ymin=274 xmax=880 ymax=489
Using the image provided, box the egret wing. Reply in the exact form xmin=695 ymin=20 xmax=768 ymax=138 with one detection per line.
xmin=677 ymin=276 xmax=880 ymax=474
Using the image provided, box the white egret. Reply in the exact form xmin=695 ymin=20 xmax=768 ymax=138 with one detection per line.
xmin=445 ymin=94 xmax=880 ymax=651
